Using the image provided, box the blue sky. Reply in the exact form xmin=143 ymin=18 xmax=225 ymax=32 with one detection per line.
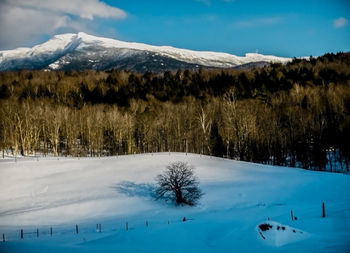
xmin=0 ymin=0 xmax=349 ymax=57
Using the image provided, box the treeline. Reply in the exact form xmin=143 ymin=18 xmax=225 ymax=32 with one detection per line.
xmin=0 ymin=52 xmax=349 ymax=172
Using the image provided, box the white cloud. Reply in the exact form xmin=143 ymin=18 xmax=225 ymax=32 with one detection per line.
xmin=10 ymin=0 xmax=127 ymax=20
xmin=0 ymin=0 xmax=127 ymax=49
xmin=333 ymin=17 xmax=348 ymax=28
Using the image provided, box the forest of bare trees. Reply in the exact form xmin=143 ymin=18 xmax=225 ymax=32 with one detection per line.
xmin=0 ymin=52 xmax=349 ymax=172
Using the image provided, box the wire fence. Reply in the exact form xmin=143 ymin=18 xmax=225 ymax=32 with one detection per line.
xmin=1 ymin=201 xmax=328 ymax=243
xmin=0 ymin=216 xmax=192 ymax=243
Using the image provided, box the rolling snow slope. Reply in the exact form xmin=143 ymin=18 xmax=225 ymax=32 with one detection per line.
xmin=0 ymin=32 xmax=292 ymax=72
xmin=0 ymin=153 xmax=349 ymax=253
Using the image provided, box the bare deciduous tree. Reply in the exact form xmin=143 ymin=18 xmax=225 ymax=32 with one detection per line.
xmin=155 ymin=162 xmax=202 ymax=206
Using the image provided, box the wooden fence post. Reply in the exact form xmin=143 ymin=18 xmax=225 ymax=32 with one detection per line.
xmin=291 ymin=210 xmax=294 ymax=221
xmin=322 ymin=202 xmax=326 ymax=218
xmin=126 ymin=222 xmax=128 ymax=231
xmin=146 ymin=220 xmax=148 ymax=227
xmin=2 ymin=234 xmax=5 ymax=242
xmin=37 ymin=228 xmax=39 ymax=237
xmin=50 ymin=227 xmax=53 ymax=236
xmin=99 ymin=224 xmax=101 ymax=233
xmin=20 ymin=229 xmax=23 ymax=239
xmin=76 ymin=224 xmax=79 ymax=234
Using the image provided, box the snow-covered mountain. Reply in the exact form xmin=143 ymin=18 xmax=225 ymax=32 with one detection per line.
xmin=0 ymin=32 xmax=292 ymax=72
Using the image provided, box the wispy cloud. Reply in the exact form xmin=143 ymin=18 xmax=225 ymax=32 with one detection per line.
xmin=182 ymin=15 xmax=218 ymax=24
xmin=195 ymin=0 xmax=211 ymax=6
xmin=0 ymin=0 xmax=127 ymax=49
xmin=333 ymin=17 xmax=348 ymax=28
xmin=195 ymin=0 xmax=235 ymax=5
xmin=233 ymin=17 xmax=283 ymax=28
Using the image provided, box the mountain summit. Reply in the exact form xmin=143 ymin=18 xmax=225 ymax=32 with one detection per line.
xmin=0 ymin=32 xmax=292 ymax=72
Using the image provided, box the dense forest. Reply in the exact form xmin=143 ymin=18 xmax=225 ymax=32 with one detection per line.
xmin=0 ymin=52 xmax=350 ymax=172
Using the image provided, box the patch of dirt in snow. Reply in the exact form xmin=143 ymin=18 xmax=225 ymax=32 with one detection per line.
xmin=257 ymin=221 xmax=310 ymax=247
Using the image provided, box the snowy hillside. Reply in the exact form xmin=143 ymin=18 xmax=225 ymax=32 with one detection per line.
xmin=0 ymin=32 xmax=292 ymax=72
xmin=0 ymin=153 xmax=349 ymax=252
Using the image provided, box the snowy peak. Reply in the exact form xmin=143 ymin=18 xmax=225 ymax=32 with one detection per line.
xmin=74 ymin=32 xmax=291 ymax=66
xmin=1 ymin=33 xmax=79 ymax=60
xmin=0 ymin=33 xmax=82 ymax=71
xmin=0 ymin=32 xmax=292 ymax=72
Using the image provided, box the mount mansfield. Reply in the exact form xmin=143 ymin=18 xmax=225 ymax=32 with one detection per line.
xmin=0 ymin=32 xmax=292 ymax=72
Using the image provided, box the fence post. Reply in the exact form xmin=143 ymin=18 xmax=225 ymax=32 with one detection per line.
xmin=2 ymin=234 xmax=5 ymax=242
xmin=99 ymin=224 xmax=101 ymax=233
xmin=168 ymin=220 xmax=170 ymax=225
xmin=291 ymin=210 xmax=294 ymax=221
xmin=20 ymin=229 xmax=23 ymax=239
xmin=322 ymin=202 xmax=326 ymax=218
xmin=37 ymin=228 xmax=39 ymax=237
xmin=50 ymin=227 xmax=53 ymax=236
xmin=76 ymin=224 xmax=79 ymax=234
xmin=96 ymin=224 xmax=98 ymax=230
xmin=146 ymin=220 xmax=148 ymax=227
xmin=126 ymin=222 xmax=128 ymax=231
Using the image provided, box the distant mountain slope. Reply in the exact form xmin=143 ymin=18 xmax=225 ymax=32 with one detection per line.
xmin=0 ymin=32 xmax=292 ymax=72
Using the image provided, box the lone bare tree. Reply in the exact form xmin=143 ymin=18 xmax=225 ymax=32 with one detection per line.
xmin=155 ymin=162 xmax=202 ymax=206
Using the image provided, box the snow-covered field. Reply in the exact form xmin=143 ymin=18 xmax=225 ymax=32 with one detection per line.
xmin=0 ymin=153 xmax=349 ymax=252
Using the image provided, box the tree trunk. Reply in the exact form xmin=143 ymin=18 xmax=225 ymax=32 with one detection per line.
xmin=175 ymin=190 xmax=183 ymax=205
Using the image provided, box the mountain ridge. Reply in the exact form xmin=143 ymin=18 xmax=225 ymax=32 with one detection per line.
xmin=0 ymin=32 xmax=292 ymax=72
